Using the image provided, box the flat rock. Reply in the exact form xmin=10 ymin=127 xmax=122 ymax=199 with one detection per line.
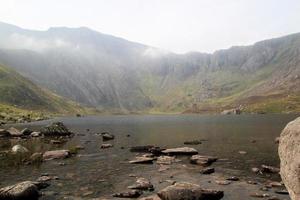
xmin=129 ymin=157 xmax=154 ymax=164
xmin=162 ymin=147 xmax=198 ymax=155
xmin=43 ymin=150 xmax=70 ymax=160
xmin=279 ymin=117 xmax=300 ymax=200
xmin=190 ymin=155 xmax=218 ymax=166
xmin=157 ymin=182 xmax=224 ymax=200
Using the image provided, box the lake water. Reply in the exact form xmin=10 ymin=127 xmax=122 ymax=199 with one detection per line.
xmin=0 ymin=114 xmax=298 ymax=199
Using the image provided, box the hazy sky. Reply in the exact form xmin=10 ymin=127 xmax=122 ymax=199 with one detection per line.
xmin=1 ymin=0 xmax=300 ymax=53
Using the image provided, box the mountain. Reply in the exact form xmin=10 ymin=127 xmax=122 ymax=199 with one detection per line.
xmin=0 ymin=62 xmax=92 ymax=122
xmin=0 ymin=22 xmax=299 ymax=113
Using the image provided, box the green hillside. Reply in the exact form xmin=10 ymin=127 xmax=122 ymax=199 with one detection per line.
xmin=0 ymin=63 xmax=96 ymax=122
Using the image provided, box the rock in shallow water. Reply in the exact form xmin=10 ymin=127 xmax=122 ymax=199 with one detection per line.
xmin=190 ymin=155 xmax=218 ymax=166
xmin=279 ymin=117 xmax=300 ymax=200
xmin=162 ymin=147 xmax=198 ymax=155
xmin=41 ymin=122 xmax=72 ymax=136
xmin=128 ymin=178 xmax=154 ymax=191
xmin=129 ymin=157 xmax=155 ymax=164
xmin=43 ymin=150 xmax=70 ymax=160
xmin=157 ymin=182 xmax=223 ymax=200
xmin=11 ymin=144 xmax=29 ymax=154
xmin=0 ymin=181 xmax=40 ymax=200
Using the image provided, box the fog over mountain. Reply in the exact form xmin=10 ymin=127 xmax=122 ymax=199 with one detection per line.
xmin=0 ymin=22 xmax=299 ymax=113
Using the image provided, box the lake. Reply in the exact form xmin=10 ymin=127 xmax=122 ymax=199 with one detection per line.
xmin=0 ymin=114 xmax=298 ymax=199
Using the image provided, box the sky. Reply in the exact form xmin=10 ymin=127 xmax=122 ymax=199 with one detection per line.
xmin=0 ymin=0 xmax=300 ymax=54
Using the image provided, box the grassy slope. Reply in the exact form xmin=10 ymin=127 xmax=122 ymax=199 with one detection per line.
xmin=0 ymin=63 xmax=97 ymax=121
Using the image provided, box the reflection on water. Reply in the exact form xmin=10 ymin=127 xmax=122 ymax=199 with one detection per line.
xmin=0 ymin=114 xmax=297 ymax=199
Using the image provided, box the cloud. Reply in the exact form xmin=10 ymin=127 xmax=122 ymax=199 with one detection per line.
xmin=3 ymin=33 xmax=72 ymax=52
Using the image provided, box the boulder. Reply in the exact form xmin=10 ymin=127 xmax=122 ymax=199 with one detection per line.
xmin=7 ymin=127 xmax=23 ymax=137
xmin=190 ymin=155 xmax=218 ymax=166
xmin=0 ymin=181 xmax=39 ymax=200
xmin=40 ymin=122 xmax=72 ymax=136
xmin=162 ymin=147 xmax=198 ymax=155
xmin=278 ymin=117 xmax=300 ymax=200
xmin=43 ymin=150 xmax=70 ymax=160
xmin=157 ymin=182 xmax=223 ymax=200
xmin=11 ymin=145 xmax=29 ymax=154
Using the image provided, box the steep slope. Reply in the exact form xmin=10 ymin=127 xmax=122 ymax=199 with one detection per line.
xmin=0 ymin=22 xmax=299 ymax=113
xmin=0 ymin=63 xmax=91 ymax=116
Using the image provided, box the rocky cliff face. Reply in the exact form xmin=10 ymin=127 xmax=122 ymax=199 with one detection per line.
xmin=279 ymin=117 xmax=300 ymax=200
xmin=0 ymin=22 xmax=299 ymax=113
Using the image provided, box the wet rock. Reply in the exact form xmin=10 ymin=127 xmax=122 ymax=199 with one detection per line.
xmin=41 ymin=122 xmax=72 ymax=136
xmin=184 ymin=140 xmax=202 ymax=145
xmin=43 ymin=150 xmax=70 ymax=160
xmin=265 ymin=181 xmax=282 ymax=188
xmin=274 ymin=137 xmax=280 ymax=144
xmin=250 ymin=193 xmax=270 ymax=198
xmin=226 ymin=176 xmax=239 ymax=181
xmin=128 ymin=178 xmax=154 ymax=191
xmin=162 ymin=147 xmax=198 ymax=155
xmin=261 ymin=165 xmax=280 ymax=173
xmin=278 ymin=117 xmax=300 ymax=200
xmin=129 ymin=157 xmax=155 ymax=164
xmin=0 ymin=129 xmax=9 ymax=137
xmin=101 ymin=132 xmax=115 ymax=141
xmin=7 ymin=127 xmax=23 ymax=137
xmin=157 ymin=182 xmax=224 ymax=200
xmin=30 ymin=132 xmax=41 ymax=137
xmin=101 ymin=143 xmax=113 ymax=149
xmin=113 ymin=190 xmax=142 ymax=198
xmin=0 ymin=181 xmax=41 ymax=200
xmin=157 ymin=156 xmax=175 ymax=165
xmin=215 ymin=180 xmax=231 ymax=185
xmin=200 ymin=167 xmax=215 ymax=174
xmin=149 ymin=146 xmax=165 ymax=156
xmin=29 ymin=153 xmax=43 ymax=163
xmin=190 ymin=155 xmax=217 ymax=166
xmin=21 ymin=128 xmax=33 ymax=136
xmin=11 ymin=144 xmax=29 ymax=154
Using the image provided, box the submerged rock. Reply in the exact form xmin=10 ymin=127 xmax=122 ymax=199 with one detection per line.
xmin=43 ymin=150 xmax=70 ymax=160
xmin=130 ymin=145 xmax=154 ymax=152
xmin=11 ymin=145 xmax=29 ymax=154
xmin=162 ymin=147 xmax=198 ymax=155
xmin=200 ymin=167 xmax=215 ymax=174
xmin=279 ymin=117 xmax=300 ymax=200
xmin=190 ymin=155 xmax=218 ymax=166
xmin=41 ymin=122 xmax=72 ymax=136
xmin=157 ymin=182 xmax=224 ymax=200
xmin=29 ymin=153 xmax=43 ymax=163
xmin=0 ymin=181 xmax=41 ymax=200
xmin=184 ymin=140 xmax=202 ymax=145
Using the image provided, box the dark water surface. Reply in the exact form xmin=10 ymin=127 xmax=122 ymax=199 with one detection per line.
xmin=0 ymin=114 xmax=298 ymax=199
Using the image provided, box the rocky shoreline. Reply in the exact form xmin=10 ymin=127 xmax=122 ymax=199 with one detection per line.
xmin=0 ymin=117 xmax=297 ymax=200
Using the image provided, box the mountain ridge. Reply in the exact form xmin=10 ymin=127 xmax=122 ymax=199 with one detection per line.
xmin=0 ymin=22 xmax=299 ymax=113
